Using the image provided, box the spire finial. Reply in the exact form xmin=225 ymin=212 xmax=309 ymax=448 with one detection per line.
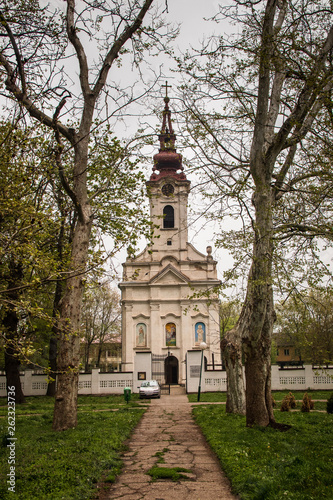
xmin=162 ymin=81 xmax=172 ymax=102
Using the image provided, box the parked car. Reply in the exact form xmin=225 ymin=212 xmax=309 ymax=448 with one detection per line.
xmin=139 ymin=380 xmax=161 ymax=399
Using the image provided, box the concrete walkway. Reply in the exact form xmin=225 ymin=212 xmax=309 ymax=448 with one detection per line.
xmin=98 ymin=390 xmax=238 ymax=500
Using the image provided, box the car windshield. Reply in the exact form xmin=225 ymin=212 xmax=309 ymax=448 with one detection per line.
xmin=141 ymin=381 xmax=157 ymax=387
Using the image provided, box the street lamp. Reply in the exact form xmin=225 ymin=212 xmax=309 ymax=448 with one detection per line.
xmin=197 ymin=341 xmax=207 ymax=402
xmin=167 ymin=346 xmax=172 ymax=394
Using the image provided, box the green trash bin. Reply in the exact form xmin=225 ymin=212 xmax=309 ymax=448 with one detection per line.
xmin=124 ymin=387 xmax=131 ymax=403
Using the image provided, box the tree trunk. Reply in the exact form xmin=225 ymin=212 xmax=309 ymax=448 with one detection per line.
xmin=97 ymin=345 xmax=102 ymax=367
xmin=5 ymin=345 xmax=25 ymax=405
xmin=52 ymin=211 xmax=92 ymax=431
xmin=4 ymin=261 xmax=25 ymax=404
xmin=47 ymin=208 xmax=65 ymax=397
xmin=245 ymin=348 xmax=271 ymax=427
xmin=47 ymin=278 xmax=63 ymax=396
xmin=46 ymin=335 xmax=58 ymax=397
xmin=221 ymin=334 xmax=245 ymax=415
xmin=242 ymin=184 xmax=275 ymax=427
xmin=84 ymin=343 xmax=90 ymax=372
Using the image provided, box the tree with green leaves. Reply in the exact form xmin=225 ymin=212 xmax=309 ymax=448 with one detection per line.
xmin=0 ymin=121 xmax=67 ymax=403
xmin=177 ymin=0 xmax=333 ymax=427
xmin=0 ymin=0 xmax=174 ymax=430
xmin=275 ymin=289 xmax=333 ymax=365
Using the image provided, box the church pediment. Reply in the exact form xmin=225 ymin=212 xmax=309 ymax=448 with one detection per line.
xmin=150 ymin=264 xmax=189 ymax=285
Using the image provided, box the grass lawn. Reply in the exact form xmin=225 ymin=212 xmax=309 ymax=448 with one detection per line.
xmin=193 ymin=403 xmax=333 ymax=500
xmin=1 ymin=392 xmax=331 ymax=499
xmin=0 ymin=395 xmax=148 ymax=500
xmin=188 ymin=390 xmax=331 ymax=411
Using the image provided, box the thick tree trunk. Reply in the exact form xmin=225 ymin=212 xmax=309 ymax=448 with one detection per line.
xmin=221 ymin=334 xmax=245 ymax=415
xmin=244 ymin=319 xmax=275 ymax=427
xmin=242 ymin=184 xmax=275 ymax=427
xmin=245 ymin=349 xmax=270 ymax=427
xmin=52 ymin=210 xmax=92 ymax=431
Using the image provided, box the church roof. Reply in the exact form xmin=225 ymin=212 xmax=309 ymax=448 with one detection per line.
xmin=149 ymin=263 xmax=190 ymax=285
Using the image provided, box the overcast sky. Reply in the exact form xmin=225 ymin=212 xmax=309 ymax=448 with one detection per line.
xmin=107 ymin=1 xmax=235 ymax=284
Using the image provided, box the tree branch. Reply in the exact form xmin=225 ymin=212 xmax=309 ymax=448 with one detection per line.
xmin=0 ymin=51 xmax=74 ymax=143
xmin=275 ymin=223 xmax=333 ymax=239
xmin=250 ymin=0 xmax=278 ymax=181
xmin=266 ymin=25 xmax=333 ymax=163
xmin=52 ymin=98 xmax=84 ymax=222
xmin=66 ymin=0 xmax=91 ymax=97
xmin=93 ymin=0 xmax=155 ymax=97
xmin=0 ymin=9 xmax=27 ymax=96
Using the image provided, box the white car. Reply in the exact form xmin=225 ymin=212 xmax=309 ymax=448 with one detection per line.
xmin=139 ymin=380 xmax=161 ymax=399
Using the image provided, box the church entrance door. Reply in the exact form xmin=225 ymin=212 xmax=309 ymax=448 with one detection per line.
xmin=165 ymin=355 xmax=178 ymax=384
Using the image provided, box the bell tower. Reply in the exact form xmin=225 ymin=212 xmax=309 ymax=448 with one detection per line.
xmin=146 ymin=87 xmax=190 ymax=254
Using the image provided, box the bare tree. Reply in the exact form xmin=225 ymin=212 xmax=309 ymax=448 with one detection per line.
xmin=81 ymin=282 xmax=121 ymax=371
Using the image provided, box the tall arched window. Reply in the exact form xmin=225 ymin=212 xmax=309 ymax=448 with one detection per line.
xmin=163 ymin=205 xmax=174 ymax=228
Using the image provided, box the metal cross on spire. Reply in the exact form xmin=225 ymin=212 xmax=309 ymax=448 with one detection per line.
xmin=162 ymin=81 xmax=172 ymax=99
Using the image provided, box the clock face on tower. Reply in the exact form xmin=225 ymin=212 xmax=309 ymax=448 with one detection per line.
xmin=161 ymin=183 xmax=174 ymax=197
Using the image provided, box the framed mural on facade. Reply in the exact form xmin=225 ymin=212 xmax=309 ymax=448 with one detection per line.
xmin=195 ymin=322 xmax=206 ymax=344
xmin=138 ymin=372 xmax=146 ymax=380
xmin=136 ymin=323 xmax=147 ymax=347
xmin=165 ymin=322 xmax=176 ymax=346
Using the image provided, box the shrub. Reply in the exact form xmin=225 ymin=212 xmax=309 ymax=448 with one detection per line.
xmin=280 ymin=395 xmax=291 ymax=412
xmin=326 ymin=393 xmax=333 ymax=414
xmin=280 ymin=392 xmax=297 ymax=412
xmin=271 ymin=395 xmax=277 ymax=408
xmin=301 ymin=392 xmax=314 ymax=412
xmin=288 ymin=392 xmax=297 ymax=409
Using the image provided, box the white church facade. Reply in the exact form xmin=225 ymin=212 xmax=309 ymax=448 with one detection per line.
xmin=119 ymin=94 xmax=221 ymax=386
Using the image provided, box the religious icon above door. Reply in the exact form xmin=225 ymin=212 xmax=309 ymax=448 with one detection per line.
xmin=165 ymin=322 xmax=176 ymax=346
xmin=195 ymin=322 xmax=206 ymax=344
xmin=136 ymin=323 xmax=147 ymax=347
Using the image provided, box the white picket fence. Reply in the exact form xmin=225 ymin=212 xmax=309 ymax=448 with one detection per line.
xmin=0 ymin=365 xmax=332 ymax=397
xmin=204 ymin=365 xmax=333 ymax=392
xmin=0 ymin=369 xmax=133 ymax=397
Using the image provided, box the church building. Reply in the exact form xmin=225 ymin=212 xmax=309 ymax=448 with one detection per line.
xmin=119 ymin=92 xmax=221 ymax=386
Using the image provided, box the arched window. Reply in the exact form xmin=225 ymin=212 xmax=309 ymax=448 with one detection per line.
xmin=163 ymin=205 xmax=174 ymax=228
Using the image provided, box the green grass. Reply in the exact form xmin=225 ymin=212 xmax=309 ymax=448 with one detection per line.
xmin=188 ymin=390 xmax=331 ymax=407
xmin=0 ymin=395 xmax=146 ymax=499
xmin=0 ymin=393 xmax=146 ymax=418
xmin=147 ymin=466 xmax=192 ymax=482
xmin=271 ymin=390 xmax=331 ymax=401
xmin=193 ymin=405 xmax=333 ymax=500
